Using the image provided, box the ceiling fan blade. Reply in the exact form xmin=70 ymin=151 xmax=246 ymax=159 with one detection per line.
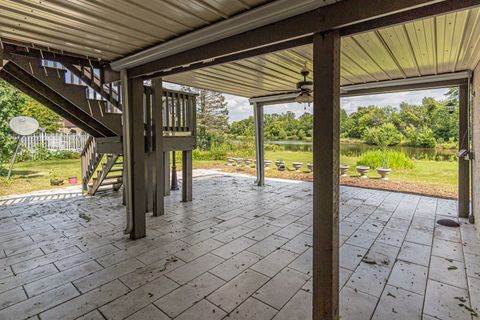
xmin=267 ymin=89 xmax=300 ymax=93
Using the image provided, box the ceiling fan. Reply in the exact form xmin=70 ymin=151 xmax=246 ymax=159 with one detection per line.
xmin=294 ymin=64 xmax=313 ymax=104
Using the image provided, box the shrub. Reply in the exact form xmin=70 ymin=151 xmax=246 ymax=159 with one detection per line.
xmin=264 ymin=144 xmax=284 ymax=152
xmin=362 ymin=123 xmax=402 ymax=147
xmin=16 ymin=145 xmax=80 ymax=162
xmin=192 ymin=137 xmax=257 ymax=161
xmin=405 ymin=126 xmax=436 ymax=148
xmin=356 ymin=150 xmax=414 ymax=169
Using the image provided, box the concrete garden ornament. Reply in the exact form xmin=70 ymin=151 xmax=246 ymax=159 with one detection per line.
xmin=356 ymin=166 xmax=370 ymax=178
xmin=340 ymin=165 xmax=349 ymax=176
xmin=292 ymin=162 xmax=303 ymax=172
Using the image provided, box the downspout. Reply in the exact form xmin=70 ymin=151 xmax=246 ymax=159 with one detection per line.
xmin=469 ymin=70 xmax=475 ymax=224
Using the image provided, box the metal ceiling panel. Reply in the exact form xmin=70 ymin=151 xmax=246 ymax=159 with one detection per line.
xmin=0 ymin=0 xmax=272 ymax=60
xmin=1 ymin=1 xmax=480 ymax=98
xmin=165 ymin=8 xmax=480 ymax=98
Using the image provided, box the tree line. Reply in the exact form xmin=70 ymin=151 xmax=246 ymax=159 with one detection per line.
xmin=229 ymin=89 xmax=459 ymax=148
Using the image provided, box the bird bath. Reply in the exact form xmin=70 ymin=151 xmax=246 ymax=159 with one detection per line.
xmin=307 ymin=164 xmax=313 ymax=172
xmin=234 ymin=158 xmax=244 ymax=166
xmin=292 ymin=162 xmax=303 ymax=172
xmin=245 ymin=159 xmax=252 ymax=167
xmin=356 ymin=166 xmax=370 ymax=178
xmin=340 ymin=165 xmax=349 ymax=177
xmin=226 ymin=158 xmax=235 ymax=166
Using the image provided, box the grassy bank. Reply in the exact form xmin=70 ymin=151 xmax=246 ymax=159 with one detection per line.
xmin=0 ymin=150 xmax=457 ymax=198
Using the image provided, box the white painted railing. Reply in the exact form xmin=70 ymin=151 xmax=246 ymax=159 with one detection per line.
xmin=21 ymin=133 xmax=89 ymax=152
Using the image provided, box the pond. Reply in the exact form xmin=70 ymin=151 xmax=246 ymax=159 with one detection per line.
xmin=267 ymin=140 xmax=457 ymax=161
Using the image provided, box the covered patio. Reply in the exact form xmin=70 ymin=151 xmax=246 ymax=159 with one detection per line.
xmin=2 ymin=0 xmax=480 ymax=319
xmin=0 ymin=171 xmax=478 ymax=319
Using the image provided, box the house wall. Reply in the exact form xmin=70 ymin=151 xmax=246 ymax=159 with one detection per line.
xmin=472 ymin=63 xmax=480 ymax=237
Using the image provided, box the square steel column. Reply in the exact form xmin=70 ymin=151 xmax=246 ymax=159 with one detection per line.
xmin=312 ymin=31 xmax=340 ymax=319
xmin=254 ymin=102 xmax=265 ymax=186
xmin=153 ymin=78 xmax=165 ymax=216
xmin=121 ymin=71 xmax=146 ymax=239
xmin=459 ymin=83 xmax=470 ymax=218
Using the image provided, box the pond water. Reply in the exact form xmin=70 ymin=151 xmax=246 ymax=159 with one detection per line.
xmin=267 ymin=140 xmax=457 ymax=161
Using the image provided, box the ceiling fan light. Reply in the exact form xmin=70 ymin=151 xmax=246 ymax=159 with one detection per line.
xmin=295 ymin=91 xmax=313 ymax=104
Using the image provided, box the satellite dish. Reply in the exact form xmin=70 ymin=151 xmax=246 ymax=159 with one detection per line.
xmin=9 ymin=116 xmax=39 ymax=136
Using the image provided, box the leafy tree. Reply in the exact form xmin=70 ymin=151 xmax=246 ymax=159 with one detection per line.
xmin=345 ymin=105 xmax=390 ymax=138
xmin=21 ymin=96 xmax=61 ymax=132
xmin=405 ymin=126 xmax=436 ymax=147
xmin=0 ymin=80 xmax=24 ymax=172
xmin=363 ymin=123 xmax=403 ymax=147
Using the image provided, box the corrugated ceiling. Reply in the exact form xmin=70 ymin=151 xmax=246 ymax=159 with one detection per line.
xmin=165 ymin=8 xmax=480 ymax=98
xmin=1 ymin=2 xmax=480 ymax=98
xmin=0 ymin=0 xmax=272 ymax=60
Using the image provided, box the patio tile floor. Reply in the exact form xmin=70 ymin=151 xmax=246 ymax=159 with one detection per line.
xmin=0 ymin=170 xmax=479 ymax=320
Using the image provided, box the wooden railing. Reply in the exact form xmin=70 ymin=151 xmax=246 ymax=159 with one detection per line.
xmin=144 ymin=87 xmax=197 ymax=135
xmin=80 ymin=136 xmax=102 ymax=192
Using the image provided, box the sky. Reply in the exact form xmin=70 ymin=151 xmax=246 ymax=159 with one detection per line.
xmin=164 ymin=82 xmax=450 ymax=123
xmin=225 ymin=88 xmax=450 ymax=122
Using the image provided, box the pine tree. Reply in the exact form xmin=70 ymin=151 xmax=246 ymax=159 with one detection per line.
xmin=181 ymin=87 xmax=229 ymax=149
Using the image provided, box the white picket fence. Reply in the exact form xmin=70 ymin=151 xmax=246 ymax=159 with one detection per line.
xmin=21 ymin=133 xmax=89 ymax=152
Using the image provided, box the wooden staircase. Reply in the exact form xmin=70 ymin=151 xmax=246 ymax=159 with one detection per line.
xmin=1 ymin=54 xmax=198 ymax=199
xmin=0 ymin=56 xmax=122 ymax=137
xmin=88 ymin=155 xmax=123 ymax=195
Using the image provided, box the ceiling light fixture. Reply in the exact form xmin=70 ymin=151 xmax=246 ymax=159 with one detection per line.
xmin=295 ymin=64 xmax=313 ymax=107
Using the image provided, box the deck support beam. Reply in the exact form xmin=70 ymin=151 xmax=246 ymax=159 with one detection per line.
xmin=122 ymin=71 xmax=146 ymax=239
xmin=459 ymin=83 xmax=470 ymax=218
xmin=164 ymin=152 xmax=171 ymax=196
xmin=254 ymin=102 xmax=265 ymax=186
xmin=182 ymin=150 xmax=193 ymax=202
xmin=153 ymin=78 xmax=165 ymax=216
xmin=312 ymin=31 xmax=340 ymax=320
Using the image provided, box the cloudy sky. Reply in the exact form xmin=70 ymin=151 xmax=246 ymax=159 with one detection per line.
xmin=164 ymin=82 xmax=449 ymax=123
xmin=225 ymin=88 xmax=450 ymax=122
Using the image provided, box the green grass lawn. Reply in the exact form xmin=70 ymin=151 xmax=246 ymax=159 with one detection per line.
xmin=265 ymin=150 xmax=458 ymax=194
xmin=0 ymin=159 xmax=82 ymax=197
xmin=0 ymin=150 xmax=458 ymax=197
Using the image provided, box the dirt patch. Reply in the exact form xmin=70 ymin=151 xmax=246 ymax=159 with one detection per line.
xmin=205 ymin=164 xmax=457 ymax=199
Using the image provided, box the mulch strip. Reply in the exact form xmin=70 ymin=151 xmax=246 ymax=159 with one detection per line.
xmin=208 ymin=164 xmax=457 ymax=200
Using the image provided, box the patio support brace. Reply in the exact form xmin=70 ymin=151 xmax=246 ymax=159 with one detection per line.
xmin=153 ymin=78 xmax=165 ymax=216
xmin=122 ymin=71 xmax=147 ymax=239
xmin=459 ymin=83 xmax=470 ymax=218
xmin=312 ymin=31 xmax=340 ymax=320
xmin=254 ymin=102 xmax=265 ymax=186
